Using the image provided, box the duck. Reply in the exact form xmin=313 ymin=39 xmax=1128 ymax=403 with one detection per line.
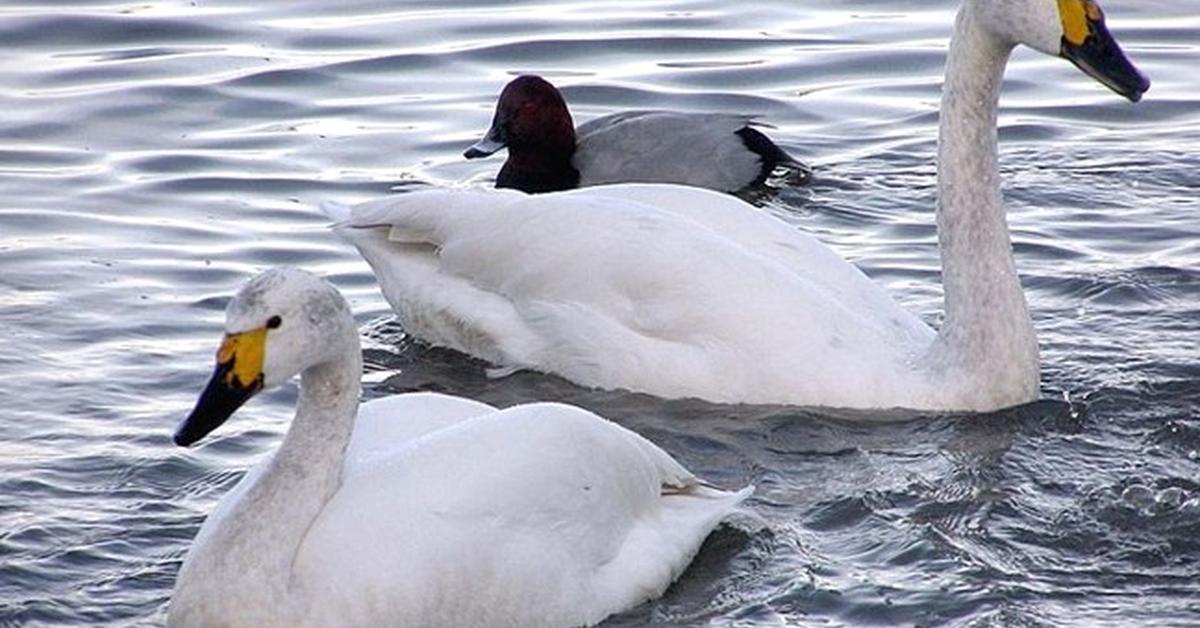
xmin=168 ymin=267 xmax=750 ymax=628
xmin=328 ymin=0 xmax=1148 ymax=412
xmin=463 ymin=74 xmax=810 ymax=193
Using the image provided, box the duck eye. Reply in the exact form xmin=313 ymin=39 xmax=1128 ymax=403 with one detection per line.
xmin=266 ymin=315 xmax=282 ymax=330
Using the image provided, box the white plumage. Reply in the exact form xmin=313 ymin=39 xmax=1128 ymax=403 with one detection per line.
xmin=169 ymin=268 xmax=749 ymax=628
xmin=328 ymin=0 xmax=1147 ymax=412
xmin=324 ymin=185 xmax=938 ymax=409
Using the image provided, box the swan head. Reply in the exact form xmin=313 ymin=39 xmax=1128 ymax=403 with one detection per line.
xmin=974 ymin=0 xmax=1149 ymax=101
xmin=173 ymin=268 xmax=356 ymax=447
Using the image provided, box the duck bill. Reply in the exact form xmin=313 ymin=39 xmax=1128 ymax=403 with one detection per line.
xmin=1060 ymin=9 xmax=1150 ymax=102
xmin=463 ymin=119 xmax=509 ymax=159
xmin=174 ymin=330 xmax=266 ymax=447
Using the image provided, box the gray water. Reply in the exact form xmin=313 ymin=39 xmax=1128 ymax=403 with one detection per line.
xmin=1 ymin=0 xmax=1198 ymax=626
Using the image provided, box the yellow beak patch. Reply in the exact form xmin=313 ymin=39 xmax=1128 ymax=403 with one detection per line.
xmin=1059 ymin=0 xmax=1102 ymax=47
xmin=217 ymin=328 xmax=267 ymax=389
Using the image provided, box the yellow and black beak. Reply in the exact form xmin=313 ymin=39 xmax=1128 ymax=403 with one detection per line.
xmin=1058 ymin=0 xmax=1150 ymax=102
xmin=174 ymin=328 xmax=266 ymax=447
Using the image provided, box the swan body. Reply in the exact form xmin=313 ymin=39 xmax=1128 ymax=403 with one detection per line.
xmin=169 ymin=268 xmax=749 ymax=628
xmin=464 ymin=75 xmax=808 ymax=193
xmin=325 ymin=185 xmax=942 ymax=408
xmin=331 ymin=0 xmax=1147 ymax=412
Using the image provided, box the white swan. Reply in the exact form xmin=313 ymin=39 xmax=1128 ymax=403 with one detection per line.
xmin=326 ymin=0 xmax=1148 ymax=412
xmin=168 ymin=268 xmax=750 ymax=628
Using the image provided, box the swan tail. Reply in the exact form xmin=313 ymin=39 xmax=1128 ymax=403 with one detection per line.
xmin=319 ymin=190 xmax=544 ymax=367
xmin=330 ymin=188 xmax=526 ymax=244
xmin=319 ymin=200 xmax=353 ymax=225
xmin=589 ymin=479 xmax=751 ymax=621
xmin=615 ymin=422 xmax=754 ymax=509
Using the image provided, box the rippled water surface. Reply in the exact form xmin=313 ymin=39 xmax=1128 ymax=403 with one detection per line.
xmin=2 ymin=0 xmax=1198 ymax=626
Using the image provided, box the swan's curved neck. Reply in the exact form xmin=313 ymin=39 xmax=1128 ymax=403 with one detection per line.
xmin=930 ymin=3 xmax=1038 ymax=400
xmin=192 ymin=337 xmax=362 ymax=618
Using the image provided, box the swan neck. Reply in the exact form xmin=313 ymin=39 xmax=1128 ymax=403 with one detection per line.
xmin=191 ymin=335 xmax=362 ymax=616
xmin=269 ymin=343 xmax=361 ymax=528
xmin=274 ymin=350 xmax=361 ymax=493
xmin=932 ymin=4 xmax=1038 ymax=400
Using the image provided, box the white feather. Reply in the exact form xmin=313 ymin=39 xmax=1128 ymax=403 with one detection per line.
xmin=328 ymin=184 xmax=940 ymax=408
xmin=170 ymin=270 xmax=749 ymax=628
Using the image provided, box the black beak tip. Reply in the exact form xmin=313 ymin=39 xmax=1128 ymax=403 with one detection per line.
xmin=173 ymin=365 xmax=259 ymax=449
xmin=1059 ymin=21 xmax=1151 ymax=105
xmin=463 ymin=147 xmax=486 ymax=159
xmin=173 ymin=429 xmax=195 ymax=447
xmin=173 ymin=416 xmax=206 ymax=447
xmin=1127 ymin=76 xmax=1150 ymax=103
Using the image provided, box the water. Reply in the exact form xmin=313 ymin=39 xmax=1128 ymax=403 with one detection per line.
xmin=1 ymin=0 xmax=1197 ymax=625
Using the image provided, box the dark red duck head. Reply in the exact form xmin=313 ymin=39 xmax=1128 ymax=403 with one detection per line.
xmin=464 ymin=75 xmax=580 ymax=192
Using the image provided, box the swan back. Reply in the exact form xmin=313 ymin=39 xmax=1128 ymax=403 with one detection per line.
xmin=327 ymin=186 xmax=942 ymax=407
xmin=291 ymin=398 xmax=749 ymax=628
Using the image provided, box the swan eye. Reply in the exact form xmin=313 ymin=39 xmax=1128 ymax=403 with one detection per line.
xmin=266 ymin=315 xmax=282 ymax=330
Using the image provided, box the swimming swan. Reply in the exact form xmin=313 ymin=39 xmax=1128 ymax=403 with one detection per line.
xmin=327 ymin=0 xmax=1148 ymax=412
xmin=464 ymin=74 xmax=809 ymax=193
xmin=168 ymin=268 xmax=750 ymax=628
